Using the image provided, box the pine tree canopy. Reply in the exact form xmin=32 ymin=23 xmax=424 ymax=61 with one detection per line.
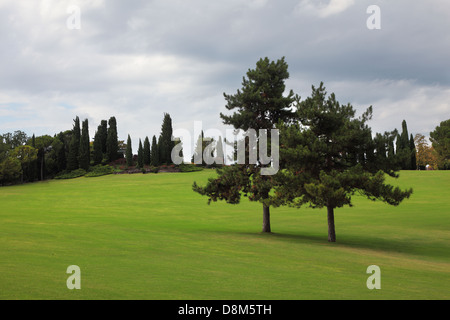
xmin=272 ymin=82 xmax=413 ymax=210
xmin=220 ymin=56 xmax=296 ymax=131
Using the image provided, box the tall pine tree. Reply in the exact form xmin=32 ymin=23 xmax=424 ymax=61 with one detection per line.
xmin=273 ymin=83 xmax=413 ymax=242
xmin=193 ymin=57 xmax=296 ymax=233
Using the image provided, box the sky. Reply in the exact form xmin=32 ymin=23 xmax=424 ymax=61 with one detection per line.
xmin=1 ymin=0 xmax=449 ymax=156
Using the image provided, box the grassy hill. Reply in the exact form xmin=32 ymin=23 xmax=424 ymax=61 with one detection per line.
xmin=0 ymin=170 xmax=448 ymax=299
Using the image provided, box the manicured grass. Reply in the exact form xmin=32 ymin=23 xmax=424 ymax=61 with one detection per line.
xmin=0 ymin=170 xmax=449 ymax=299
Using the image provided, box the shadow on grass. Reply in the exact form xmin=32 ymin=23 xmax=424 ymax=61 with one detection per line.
xmin=231 ymin=231 xmax=445 ymax=260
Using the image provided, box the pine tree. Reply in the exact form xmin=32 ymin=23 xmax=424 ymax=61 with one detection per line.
xmin=193 ymin=57 xmax=296 ymax=233
xmin=126 ymin=134 xmax=133 ymax=167
xmin=273 ymin=83 xmax=412 ymax=242
xmin=67 ymin=116 xmax=81 ymax=171
xmin=137 ymin=139 xmax=144 ymax=168
xmin=143 ymin=136 xmax=151 ymax=166
xmin=78 ymin=119 xmax=90 ymax=171
xmin=106 ymin=116 xmax=119 ymax=163
xmin=151 ymin=135 xmax=159 ymax=166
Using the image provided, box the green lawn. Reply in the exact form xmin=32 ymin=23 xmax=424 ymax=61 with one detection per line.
xmin=0 ymin=170 xmax=449 ymax=300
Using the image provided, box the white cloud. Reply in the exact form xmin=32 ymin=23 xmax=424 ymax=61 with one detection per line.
xmin=295 ymin=0 xmax=355 ymax=18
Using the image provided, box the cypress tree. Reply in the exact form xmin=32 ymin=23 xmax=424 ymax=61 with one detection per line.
xmin=410 ymin=134 xmax=417 ymax=170
xmin=78 ymin=119 xmax=90 ymax=171
xmin=159 ymin=113 xmax=174 ymax=165
xmin=100 ymin=120 xmax=108 ymax=155
xmin=401 ymin=120 xmax=411 ymax=169
xmin=29 ymin=134 xmax=38 ymax=181
xmin=93 ymin=128 xmax=103 ymax=165
xmin=106 ymin=116 xmax=119 ymax=162
xmin=67 ymin=116 xmax=81 ymax=171
xmin=150 ymin=135 xmax=159 ymax=166
xmin=143 ymin=136 xmax=151 ymax=166
xmin=126 ymin=134 xmax=133 ymax=167
xmin=137 ymin=139 xmax=144 ymax=168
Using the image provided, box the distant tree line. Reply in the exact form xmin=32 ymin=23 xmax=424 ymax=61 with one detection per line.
xmin=0 ymin=112 xmax=198 ymax=185
xmin=123 ymin=112 xmax=180 ymax=169
xmin=0 ymin=116 xmax=121 ymax=185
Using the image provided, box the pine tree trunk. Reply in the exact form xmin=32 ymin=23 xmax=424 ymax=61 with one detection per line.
xmin=327 ymin=205 xmax=336 ymax=242
xmin=262 ymin=203 xmax=271 ymax=233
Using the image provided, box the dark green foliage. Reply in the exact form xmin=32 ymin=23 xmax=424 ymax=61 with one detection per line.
xmin=220 ymin=56 xmax=295 ymax=131
xmin=179 ymin=163 xmax=203 ymax=172
xmin=430 ymin=119 xmax=450 ymax=169
xmin=151 ymin=135 xmax=159 ymax=166
xmin=194 ymin=57 xmax=296 ymax=233
xmin=158 ymin=113 xmax=174 ymax=165
xmin=106 ymin=116 xmax=119 ymax=162
xmin=78 ymin=119 xmax=90 ymax=171
xmin=54 ymin=168 xmax=86 ymax=179
xmin=99 ymin=120 xmax=108 ymax=154
xmin=273 ymin=83 xmax=413 ymax=242
xmin=10 ymin=145 xmax=38 ymax=183
xmin=137 ymin=139 xmax=144 ymax=168
xmin=85 ymin=165 xmax=114 ymax=177
xmin=67 ymin=117 xmax=81 ymax=171
xmin=56 ymin=132 xmax=67 ymax=172
xmin=126 ymin=134 xmax=133 ymax=167
xmin=410 ymin=134 xmax=417 ymax=170
xmin=0 ymin=156 xmax=22 ymax=185
xmin=93 ymin=130 xmax=102 ymax=165
xmin=93 ymin=120 xmax=107 ymax=165
xmin=395 ymin=120 xmax=416 ymax=170
xmin=143 ymin=136 xmax=151 ymax=166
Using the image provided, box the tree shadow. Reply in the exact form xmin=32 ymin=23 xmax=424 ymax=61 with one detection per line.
xmin=232 ymin=231 xmax=441 ymax=259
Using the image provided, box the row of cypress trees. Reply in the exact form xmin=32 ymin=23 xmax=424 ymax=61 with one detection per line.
xmin=67 ymin=116 xmax=119 ymax=171
xmin=125 ymin=113 xmax=175 ymax=168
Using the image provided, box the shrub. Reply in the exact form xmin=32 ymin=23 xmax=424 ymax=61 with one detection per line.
xmin=54 ymin=169 xmax=86 ymax=179
xmin=179 ymin=163 xmax=203 ymax=172
xmin=85 ymin=165 xmax=114 ymax=177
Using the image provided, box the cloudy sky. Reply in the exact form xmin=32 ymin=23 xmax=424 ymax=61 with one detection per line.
xmin=1 ymin=0 xmax=449 ymax=155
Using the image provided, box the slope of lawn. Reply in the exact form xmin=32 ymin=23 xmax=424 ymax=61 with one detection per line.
xmin=0 ymin=170 xmax=448 ymax=300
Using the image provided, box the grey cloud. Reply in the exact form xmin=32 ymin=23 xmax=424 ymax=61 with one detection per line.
xmin=0 ymin=0 xmax=449 ymax=146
